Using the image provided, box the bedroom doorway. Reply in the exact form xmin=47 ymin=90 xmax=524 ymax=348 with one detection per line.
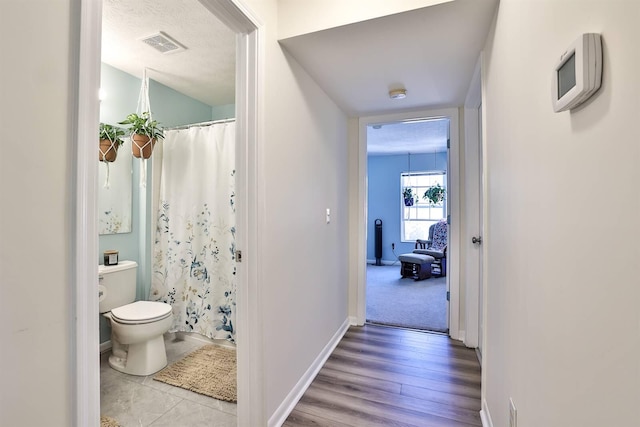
xmin=355 ymin=108 xmax=461 ymax=339
xmin=365 ymin=118 xmax=450 ymax=333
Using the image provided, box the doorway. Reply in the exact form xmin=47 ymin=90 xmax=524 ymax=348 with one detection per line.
xmin=355 ymin=108 xmax=461 ymax=339
xmin=74 ymin=0 xmax=263 ymax=425
xmin=365 ymin=119 xmax=450 ymax=333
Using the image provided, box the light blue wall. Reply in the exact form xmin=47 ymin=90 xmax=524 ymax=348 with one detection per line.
xmin=367 ymin=152 xmax=447 ymax=262
xmin=98 ymin=63 xmax=225 ymax=343
xmin=149 ymin=80 xmax=214 ymax=127
xmin=212 ymin=104 xmax=235 ymax=120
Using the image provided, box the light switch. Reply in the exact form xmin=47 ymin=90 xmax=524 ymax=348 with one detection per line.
xmin=326 ymin=208 xmax=331 ymax=224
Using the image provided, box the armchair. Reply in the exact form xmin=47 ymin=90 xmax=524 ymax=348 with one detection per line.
xmin=413 ymin=220 xmax=447 ymax=276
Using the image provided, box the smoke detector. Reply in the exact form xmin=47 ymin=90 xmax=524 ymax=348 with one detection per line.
xmin=389 ymin=88 xmax=407 ymax=100
xmin=140 ymin=31 xmax=187 ymax=54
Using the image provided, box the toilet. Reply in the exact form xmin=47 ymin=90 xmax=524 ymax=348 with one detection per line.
xmin=99 ymin=260 xmax=173 ymax=376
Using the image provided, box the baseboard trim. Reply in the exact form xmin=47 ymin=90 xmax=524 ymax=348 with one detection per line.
xmin=268 ymin=317 xmax=350 ymax=427
xmin=366 ymin=258 xmax=400 ymax=266
xmin=100 ymin=340 xmax=112 ymax=354
xmin=172 ymin=331 xmax=236 ymax=349
xmin=480 ymin=399 xmax=494 ymax=427
xmin=348 ymin=316 xmax=359 ymax=326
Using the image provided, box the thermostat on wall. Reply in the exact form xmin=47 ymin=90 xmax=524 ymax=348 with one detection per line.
xmin=552 ymin=33 xmax=602 ymax=112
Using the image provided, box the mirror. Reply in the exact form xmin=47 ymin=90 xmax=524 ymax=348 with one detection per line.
xmin=98 ymin=144 xmax=132 ymax=234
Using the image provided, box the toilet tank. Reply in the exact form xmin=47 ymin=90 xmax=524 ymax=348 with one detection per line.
xmin=98 ymin=260 xmax=137 ymax=313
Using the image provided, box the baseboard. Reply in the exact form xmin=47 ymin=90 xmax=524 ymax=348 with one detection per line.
xmin=366 ymin=258 xmax=400 ymax=266
xmin=475 ymin=347 xmax=482 ymax=366
xmin=268 ymin=317 xmax=350 ymax=427
xmin=172 ymin=331 xmax=236 ymax=349
xmin=480 ymin=399 xmax=494 ymax=427
xmin=100 ymin=340 xmax=112 ymax=354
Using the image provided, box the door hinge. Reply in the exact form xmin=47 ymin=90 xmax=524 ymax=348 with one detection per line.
xmin=447 ymin=138 xmax=450 ymax=149
xmin=235 ymin=250 xmax=242 ymax=262
xmin=446 ymin=291 xmax=450 ymax=301
xmin=447 ymin=214 xmax=451 ymax=224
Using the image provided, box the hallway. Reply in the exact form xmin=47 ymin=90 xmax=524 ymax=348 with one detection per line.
xmin=284 ymin=324 xmax=481 ymax=426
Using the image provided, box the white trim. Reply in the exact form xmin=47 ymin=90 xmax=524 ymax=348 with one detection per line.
xmin=100 ymin=340 xmax=112 ymax=354
xmin=354 ymin=108 xmax=461 ymax=341
xmin=198 ymin=2 xmax=265 ymax=426
xmin=349 ymin=316 xmax=359 ymax=325
xmin=480 ymin=399 xmax=494 ymax=427
xmin=267 ymin=318 xmax=350 ymax=427
xmin=463 ymin=56 xmax=483 ymax=349
xmin=365 ymin=259 xmax=400 ymax=266
xmin=75 ymin=1 xmax=102 ymax=425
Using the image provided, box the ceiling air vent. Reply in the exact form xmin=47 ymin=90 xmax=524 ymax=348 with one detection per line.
xmin=140 ymin=31 xmax=186 ymax=54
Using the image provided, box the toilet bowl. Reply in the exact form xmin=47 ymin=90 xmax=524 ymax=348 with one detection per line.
xmin=99 ymin=261 xmax=174 ymax=376
xmin=104 ymin=301 xmax=174 ymax=376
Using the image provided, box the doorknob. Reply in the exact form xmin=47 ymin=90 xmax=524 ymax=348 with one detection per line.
xmin=472 ymin=236 xmax=482 ymax=244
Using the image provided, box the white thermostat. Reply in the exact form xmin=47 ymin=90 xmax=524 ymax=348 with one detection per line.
xmin=552 ymin=33 xmax=602 ymax=112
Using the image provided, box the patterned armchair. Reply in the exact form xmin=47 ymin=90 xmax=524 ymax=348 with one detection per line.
xmin=413 ymin=220 xmax=447 ymax=276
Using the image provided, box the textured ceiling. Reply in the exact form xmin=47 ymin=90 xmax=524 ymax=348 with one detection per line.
xmin=101 ymin=0 xmax=236 ymax=107
xmin=367 ymin=119 xmax=449 ymax=155
xmin=101 ymin=0 xmax=497 ymax=154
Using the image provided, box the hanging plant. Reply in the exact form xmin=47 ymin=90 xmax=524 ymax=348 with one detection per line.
xmin=423 ymin=183 xmax=446 ymax=205
xmin=98 ymin=123 xmax=126 ymax=162
xmin=119 ymin=112 xmax=164 ymax=159
xmin=403 ymin=187 xmax=416 ymax=206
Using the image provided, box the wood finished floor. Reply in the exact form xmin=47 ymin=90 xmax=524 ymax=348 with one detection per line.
xmin=284 ymin=324 xmax=481 ymax=427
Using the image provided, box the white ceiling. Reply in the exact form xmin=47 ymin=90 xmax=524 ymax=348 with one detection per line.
xmin=367 ymin=119 xmax=449 ymax=155
xmin=101 ymin=0 xmax=236 ymax=107
xmin=280 ymin=0 xmax=498 ymax=117
xmin=101 ymin=0 xmax=498 ymax=154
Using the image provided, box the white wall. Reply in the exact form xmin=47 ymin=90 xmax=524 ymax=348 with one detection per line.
xmin=278 ymin=0 xmax=452 ymax=39
xmin=0 ymin=0 xmax=74 ymax=425
xmin=242 ymin=0 xmax=351 ymax=421
xmin=482 ymin=1 xmax=640 ymax=426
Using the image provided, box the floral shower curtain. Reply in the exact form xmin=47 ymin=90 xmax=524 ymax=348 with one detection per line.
xmin=150 ymin=122 xmax=236 ymax=342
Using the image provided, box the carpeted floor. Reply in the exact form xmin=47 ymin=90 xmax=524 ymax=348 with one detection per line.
xmin=366 ymin=264 xmax=448 ymax=332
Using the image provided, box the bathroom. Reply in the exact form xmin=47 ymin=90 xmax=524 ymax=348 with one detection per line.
xmin=98 ymin=0 xmax=239 ymax=425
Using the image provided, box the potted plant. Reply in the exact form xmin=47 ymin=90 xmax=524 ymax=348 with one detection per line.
xmin=99 ymin=123 xmax=126 ymax=162
xmin=403 ymin=187 xmax=416 ymax=206
xmin=119 ymin=112 xmax=164 ymax=159
xmin=423 ymin=183 xmax=446 ymax=205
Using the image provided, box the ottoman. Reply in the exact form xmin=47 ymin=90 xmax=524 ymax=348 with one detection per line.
xmin=399 ymin=253 xmax=435 ymax=281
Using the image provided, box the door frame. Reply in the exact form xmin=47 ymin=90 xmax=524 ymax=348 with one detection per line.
xmin=463 ymin=55 xmax=485 ymax=350
xmin=73 ymin=0 xmax=265 ymax=425
xmin=354 ymin=108 xmax=461 ymax=340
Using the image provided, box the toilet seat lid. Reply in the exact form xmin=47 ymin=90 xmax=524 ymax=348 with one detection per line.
xmin=111 ymin=301 xmax=172 ymax=324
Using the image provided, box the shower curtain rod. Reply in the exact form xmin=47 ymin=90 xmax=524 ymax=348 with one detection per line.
xmin=165 ymin=118 xmax=235 ymax=131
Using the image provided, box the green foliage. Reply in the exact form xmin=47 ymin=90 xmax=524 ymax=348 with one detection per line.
xmin=99 ymin=123 xmax=126 ymax=146
xmin=118 ymin=112 xmax=164 ymax=140
xmin=423 ymin=183 xmax=446 ymax=205
xmin=402 ymin=187 xmax=415 ymax=200
xmin=403 ymin=187 xmax=417 ymax=206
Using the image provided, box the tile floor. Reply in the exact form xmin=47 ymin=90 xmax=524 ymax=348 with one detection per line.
xmin=100 ymin=335 xmax=237 ymax=427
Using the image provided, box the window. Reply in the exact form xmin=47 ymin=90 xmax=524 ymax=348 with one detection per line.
xmin=401 ymin=172 xmax=446 ymax=242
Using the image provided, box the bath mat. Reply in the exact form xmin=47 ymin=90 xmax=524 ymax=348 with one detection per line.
xmin=153 ymin=344 xmax=237 ymax=402
xmin=100 ymin=415 xmax=120 ymax=427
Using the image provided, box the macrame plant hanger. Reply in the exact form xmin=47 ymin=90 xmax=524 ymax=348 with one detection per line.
xmin=99 ymin=132 xmax=118 ymax=189
xmin=134 ymin=68 xmax=152 ymax=188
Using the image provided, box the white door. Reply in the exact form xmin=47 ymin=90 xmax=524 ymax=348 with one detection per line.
xmin=476 ymin=103 xmax=484 ymax=358
xmin=463 ymin=59 xmax=483 ymax=352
